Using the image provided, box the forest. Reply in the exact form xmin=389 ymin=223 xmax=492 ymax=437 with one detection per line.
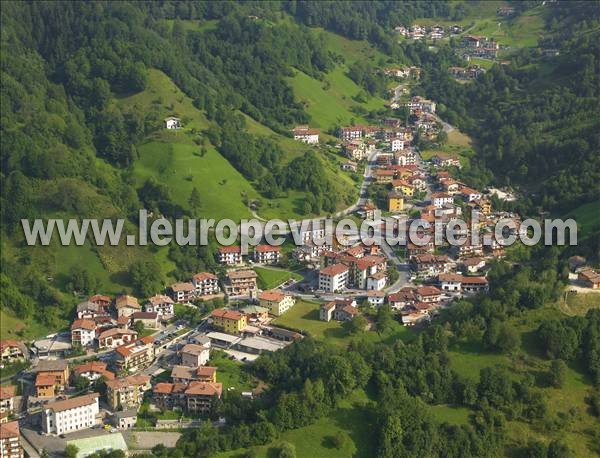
xmin=0 ymin=1 xmax=357 ymax=322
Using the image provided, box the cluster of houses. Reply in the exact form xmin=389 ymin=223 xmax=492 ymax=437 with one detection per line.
xmin=448 ymin=64 xmax=486 ymax=80
xmin=151 ymin=337 xmax=223 ymax=416
xmin=394 ymin=24 xmax=463 ymax=40
xmin=318 ymin=243 xmax=388 ymax=293
xmin=338 ymin=123 xmax=414 ymax=161
xmin=371 ymin=162 xmax=427 ymax=213
xmin=316 ymin=274 xmax=488 ymax=327
xmin=383 ymin=66 xmax=421 ymax=80
xmin=291 ymin=125 xmax=320 ymax=144
xmin=460 ymin=35 xmax=500 ymax=59
xmin=69 ymin=295 xmax=170 ymax=354
xmin=430 ymin=152 xmax=462 ymax=169
xmin=337 ymin=96 xmax=437 ymax=164
xmin=168 ymin=244 xmax=282 ymax=302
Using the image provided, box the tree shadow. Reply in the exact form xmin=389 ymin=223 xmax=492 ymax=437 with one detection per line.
xmin=329 ymin=402 xmax=379 ymax=458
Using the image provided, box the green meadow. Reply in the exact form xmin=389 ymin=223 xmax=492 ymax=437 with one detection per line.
xmin=133 ymin=141 xmax=259 ymax=222
xmin=273 ymin=299 xmax=411 ymax=347
xmin=216 ymin=389 xmax=377 ymax=458
xmin=254 ymin=267 xmax=303 ymax=290
xmin=563 ymin=200 xmax=600 ymax=238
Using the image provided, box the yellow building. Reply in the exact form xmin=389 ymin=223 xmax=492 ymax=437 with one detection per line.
xmin=259 ymin=290 xmax=296 ymax=316
xmin=210 ymin=309 xmax=247 ymax=335
xmin=391 ymin=179 xmax=414 ymax=197
xmin=388 ymin=191 xmax=405 ymax=212
xmin=478 ymin=199 xmax=492 ymax=214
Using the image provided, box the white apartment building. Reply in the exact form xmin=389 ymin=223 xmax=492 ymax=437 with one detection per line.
xmin=254 ymin=245 xmax=281 ymax=264
xmin=319 ymin=264 xmax=349 ymax=292
xmin=192 ymin=272 xmax=220 ymax=296
xmin=70 ymin=319 xmax=96 ymax=347
xmin=390 ymin=138 xmax=404 ymax=152
xmin=145 ymin=294 xmax=175 ymax=316
xmin=367 ymin=291 xmax=386 ymax=307
xmin=339 ymin=126 xmax=365 ymax=141
xmin=218 ymin=246 xmax=242 ymax=265
xmin=292 ymin=126 xmax=320 ymax=144
xmin=0 ymin=421 xmax=23 ymax=458
xmin=431 ymin=193 xmax=454 ymax=208
xmin=438 ymin=273 xmax=463 ymax=292
xmin=366 ymin=272 xmax=387 ymax=291
xmin=42 ymin=393 xmax=99 ymax=435
xmin=299 ymin=227 xmax=327 ymax=244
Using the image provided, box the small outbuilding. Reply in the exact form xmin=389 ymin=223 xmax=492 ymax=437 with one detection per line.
xmin=164 ymin=116 xmax=182 ymax=129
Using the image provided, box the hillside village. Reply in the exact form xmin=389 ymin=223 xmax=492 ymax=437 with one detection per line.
xmin=1 ymin=2 xmax=599 ymax=457
xmin=2 ymin=71 xmax=600 ymax=456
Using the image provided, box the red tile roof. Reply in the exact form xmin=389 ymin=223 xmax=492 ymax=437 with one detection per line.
xmin=184 ymin=381 xmax=223 ymax=397
xmin=219 ymin=245 xmax=241 ymax=254
xmin=131 ymin=312 xmax=159 ymax=320
xmin=416 ymin=286 xmax=442 ymax=296
xmin=35 ymin=373 xmax=58 ymax=387
xmin=211 ymin=309 xmax=245 ymax=321
xmin=461 ymin=276 xmax=488 ymax=285
xmin=105 ymin=375 xmax=150 ymax=390
xmin=0 ymin=420 xmax=19 ymax=439
xmin=98 ymin=328 xmax=137 ymax=340
xmin=71 ymin=319 xmax=96 ymax=331
xmin=320 ymin=264 xmax=349 ymax=276
xmin=73 ymin=361 xmax=115 ymax=380
xmin=259 ymin=290 xmax=287 ymax=302
xmin=0 ymin=385 xmax=16 ymax=400
xmin=227 ymin=269 xmax=257 ymax=280
xmin=115 ymin=295 xmax=140 ymax=310
xmin=192 ymin=272 xmax=218 ymax=282
xmin=0 ymin=340 xmax=22 ymax=352
xmin=170 ymin=282 xmax=195 ymax=292
xmin=148 ymin=294 xmax=175 ymax=305
xmin=196 ymin=366 xmax=217 ymax=377
xmin=438 ymin=273 xmax=463 ymax=282
xmin=255 ymin=244 xmax=281 ymax=253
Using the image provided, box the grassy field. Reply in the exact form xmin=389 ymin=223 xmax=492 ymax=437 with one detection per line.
xmin=559 ymin=293 xmax=600 ymax=317
xmin=216 ymin=389 xmax=377 ymax=458
xmin=269 ymin=20 xmax=390 ymax=134
xmin=410 ymin=3 xmax=546 ymax=50
xmin=288 ymin=69 xmax=365 ymax=130
xmin=273 ymin=299 xmax=412 ymax=347
xmin=421 ymin=128 xmax=475 ymax=168
xmin=314 ymin=28 xmax=388 ymax=66
xmin=429 ymin=404 xmax=472 ymax=425
xmin=122 ymin=68 xmax=358 ymax=221
xmin=116 ymin=68 xmax=212 ymax=134
xmin=471 ymin=7 xmax=547 ymax=49
xmin=52 ymin=242 xmax=126 ymax=295
xmin=121 ymin=68 xmax=265 ymax=221
xmin=562 ymin=200 xmax=600 ymax=238
xmin=210 ymin=350 xmax=257 ymax=392
xmin=443 ymin=302 xmax=600 ymax=456
xmin=254 ymin=267 xmax=303 ymax=290
xmin=0 ymin=308 xmax=68 ymax=341
xmin=133 ymin=141 xmax=259 ymax=221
